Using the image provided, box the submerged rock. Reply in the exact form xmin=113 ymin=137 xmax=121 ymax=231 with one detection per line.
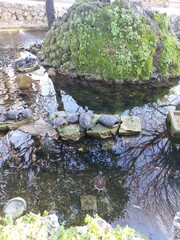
xmin=80 ymin=195 xmax=97 ymax=211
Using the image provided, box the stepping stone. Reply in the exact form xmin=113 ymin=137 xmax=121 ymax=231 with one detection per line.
xmin=19 ymin=119 xmax=58 ymax=139
xmin=58 ymin=124 xmax=84 ymax=141
xmin=87 ymin=114 xmax=119 ymax=139
xmin=167 ymin=110 xmax=180 ymax=139
xmin=119 ymin=116 xmax=141 ymax=135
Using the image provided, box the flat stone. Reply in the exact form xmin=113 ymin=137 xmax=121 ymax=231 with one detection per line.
xmin=119 ymin=116 xmax=141 ymax=135
xmin=18 ymin=119 xmax=58 ymax=139
xmin=167 ymin=110 xmax=180 ymax=139
xmin=3 ymin=197 xmax=27 ymax=221
xmin=58 ymin=124 xmax=84 ymax=141
xmin=87 ymin=124 xmax=118 ymax=139
xmin=87 ymin=114 xmax=119 ymax=139
xmin=80 ymin=195 xmax=97 ymax=211
xmin=0 ymin=119 xmax=31 ymax=131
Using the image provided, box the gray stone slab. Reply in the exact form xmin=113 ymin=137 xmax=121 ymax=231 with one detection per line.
xmin=167 ymin=110 xmax=180 ymax=139
xmin=119 ymin=116 xmax=141 ymax=135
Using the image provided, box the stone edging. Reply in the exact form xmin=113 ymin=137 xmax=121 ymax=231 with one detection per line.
xmin=0 ymin=0 xmax=179 ymax=37
xmin=0 ymin=1 xmax=70 ymax=30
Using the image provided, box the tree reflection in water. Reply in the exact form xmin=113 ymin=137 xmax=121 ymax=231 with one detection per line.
xmin=113 ymin=101 xmax=179 ymax=238
xmin=0 ymin=92 xmax=179 ymax=239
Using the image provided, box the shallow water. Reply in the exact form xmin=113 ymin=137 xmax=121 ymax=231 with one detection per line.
xmin=0 ymin=31 xmax=179 ymax=240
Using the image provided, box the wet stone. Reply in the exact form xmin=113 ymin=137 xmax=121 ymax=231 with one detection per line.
xmin=80 ymin=195 xmax=97 ymax=211
xmin=18 ymin=119 xmax=58 ymax=139
xmin=0 ymin=118 xmax=31 ymax=131
xmin=58 ymin=124 xmax=84 ymax=141
xmin=119 ymin=116 xmax=141 ymax=135
xmin=167 ymin=110 xmax=180 ymax=139
xmin=87 ymin=124 xmax=118 ymax=139
xmin=87 ymin=114 xmax=119 ymax=139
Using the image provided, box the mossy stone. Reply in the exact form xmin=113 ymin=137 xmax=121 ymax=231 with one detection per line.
xmin=43 ymin=0 xmax=180 ymax=82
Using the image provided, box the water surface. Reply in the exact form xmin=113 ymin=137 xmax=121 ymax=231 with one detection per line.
xmin=0 ymin=30 xmax=179 ymax=240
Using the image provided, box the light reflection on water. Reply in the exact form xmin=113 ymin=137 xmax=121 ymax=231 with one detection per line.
xmin=0 ymin=31 xmax=179 ymax=240
xmin=0 ymin=30 xmax=45 ymax=49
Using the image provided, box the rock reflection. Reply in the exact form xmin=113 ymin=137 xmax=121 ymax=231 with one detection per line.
xmin=0 ymin=92 xmax=179 ymax=240
xmin=0 ymin=164 xmax=129 ymax=226
xmin=53 ymin=76 xmax=180 ymax=114
xmin=0 ymin=29 xmax=179 ymax=239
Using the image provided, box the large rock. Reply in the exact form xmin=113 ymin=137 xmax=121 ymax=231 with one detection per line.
xmin=44 ymin=0 xmax=180 ymax=83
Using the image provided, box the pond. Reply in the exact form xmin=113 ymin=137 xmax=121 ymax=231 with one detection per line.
xmin=0 ymin=30 xmax=179 ymax=240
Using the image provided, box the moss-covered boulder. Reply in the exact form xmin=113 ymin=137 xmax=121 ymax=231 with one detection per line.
xmin=44 ymin=0 xmax=179 ymax=83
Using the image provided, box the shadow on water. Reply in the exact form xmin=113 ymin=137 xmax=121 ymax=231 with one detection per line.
xmin=0 ymin=31 xmax=179 ymax=240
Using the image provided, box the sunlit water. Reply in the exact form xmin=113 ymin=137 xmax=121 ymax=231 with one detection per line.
xmin=0 ymin=31 xmax=179 ymax=240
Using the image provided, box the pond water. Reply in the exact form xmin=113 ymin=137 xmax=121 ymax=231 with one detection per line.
xmin=0 ymin=30 xmax=179 ymax=240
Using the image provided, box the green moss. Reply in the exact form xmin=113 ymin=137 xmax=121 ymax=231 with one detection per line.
xmin=43 ymin=1 xmax=178 ymax=82
xmin=154 ymin=13 xmax=180 ymax=76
